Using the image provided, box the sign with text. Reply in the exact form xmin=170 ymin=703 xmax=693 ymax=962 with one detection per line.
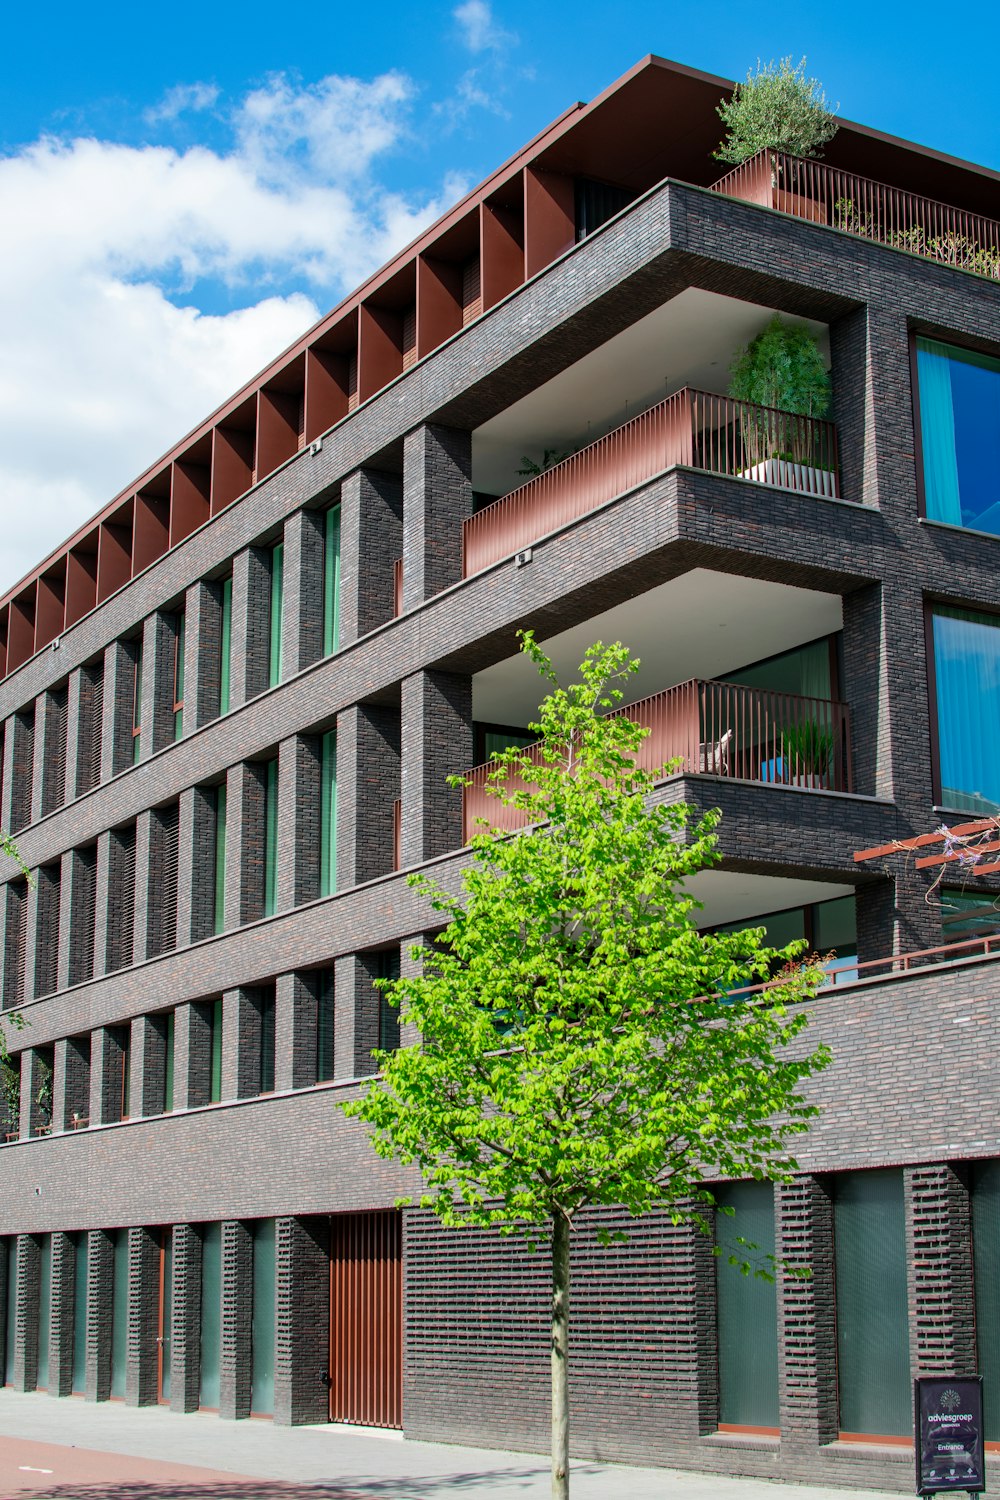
xmin=914 ymin=1377 xmax=985 ymax=1495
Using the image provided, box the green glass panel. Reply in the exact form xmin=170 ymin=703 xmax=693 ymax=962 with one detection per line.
xmin=715 ymin=1182 xmax=778 ymax=1427
xmin=219 ymin=576 xmax=232 ymax=716
xmin=213 ymin=785 xmax=227 ymax=936
xmin=111 ymin=1230 xmax=128 ymax=1399
xmin=174 ymin=612 xmax=185 ymax=740
xmin=119 ymin=1028 xmax=130 ymax=1121
xmin=724 ymin=637 xmax=833 ymax=700
xmin=37 ymin=1235 xmax=50 ymax=1390
xmin=268 ymin=542 xmax=284 ymax=688
xmin=163 ymin=1012 xmax=175 ymax=1114
xmin=814 ymin=895 xmax=857 ymax=952
xmin=5 ymin=1239 xmax=16 ymax=1384
xmin=72 ymin=1234 xmax=87 ymax=1393
xmin=210 ymin=1000 xmax=223 ymax=1104
xmin=972 ymin=1163 xmax=1000 ymax=1439
xmin=161 ymin=1233 xmax=172 ymax=1403
xmin=834 ymin=1170 xmax=909 ymax=1435
xmin=323 ymin=504 xmax=341 ymax=657
xmin=259 ymin=989 xmax=275 ymax=1096
xmin=484 ymin=730 xmax=534 ymax=759
xmin=320 ymin=731 xmax=337 ymax=897
xmin=251 ymin=1221 xmax=275 ymax=1415
xmin=264 ymin=761 xmax=278 ymax=917
xmin=316 ymin=970 xmax=335 ymax=1083
xmin=199 ymin=1223 xmax=221 ymax=1408
xmin=941 ymin=889 xmax=1000 ymax=943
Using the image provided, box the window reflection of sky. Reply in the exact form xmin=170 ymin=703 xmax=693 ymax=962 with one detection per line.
xmin=950 ymin=356 xmax=1000 ymax=535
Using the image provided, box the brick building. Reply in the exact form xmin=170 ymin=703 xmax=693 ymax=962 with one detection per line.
xmin=0 ymin=52 xmax=999 ymax=1487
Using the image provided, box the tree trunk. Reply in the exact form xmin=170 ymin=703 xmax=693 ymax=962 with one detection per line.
xmin=551 ymin=1211 xmax=570 ymax=1500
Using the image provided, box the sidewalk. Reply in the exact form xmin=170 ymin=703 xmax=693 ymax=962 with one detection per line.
xmin=0 ymin=1390 xmax=901 ymax=1500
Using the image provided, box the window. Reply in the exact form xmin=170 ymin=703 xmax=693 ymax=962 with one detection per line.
xmin=320 ymin=731 xmax=337 ymax=898
xmin=714 ymin=1181 xmax=779 ymax=1430
xmin=132 ymin=639 xmax=143 ymax=764
xmin=930 ymin=607 xmax=1000 ymax=814
xmin=971 ymin=1163 xmax=1000 ymax=1440
xmin=916 ymin=336 xmax=1000 ymax=535
xmin=258 ymin=987 xmax=275 ymax=1095
xmin=219 ymin=575 xmax=232 ymax=716
xmin=213 ymin=784 xmax=227 ymax=936
xmin=263 ymin=761 xmax=278 ymax=918
xmin=110 ymin=1229 xmax=128 ymax=1398
xmin=323 ymin=504 xmax=341 ymax=657
xmin=209 ymin=999 xmax=223 ymax=1104
xmin=316 ymin=969 xmax=335 ymax=1082
xmin=199 ymin=1223 xmax=221 ymax=1408
xmin=834 ymin=1170 xmax=910 ymax=1437
xmin=163 ymin=1011 xmax=175 ymax=1113
xmin=377 ymin=949 xmax=402 ymax=1052
xmin=940 ymin=889 xmax=1000 ymax=944
xmin=71 ymin=1233 xmax=87 ymax=1394
xmin=712 ymin=895 xmax=857 ymax=985
xmin=268 ymin=542 xmax=284 ymax=688
xmin=172 ymin=611 xmax=185 ymax=740
xmin=37 ymin=1234 xmax=51 ymax=1391
xmin=251 ymin=1221 xmax=275 ymax=1415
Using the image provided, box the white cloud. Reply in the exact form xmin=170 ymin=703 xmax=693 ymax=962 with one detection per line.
xmin=144 ymin=81 xmax=221 ymax=125
xmin=453 ymin=0 xmax=517 ymax=54
xmin=0 ymin=71 xmax=458 ymax=594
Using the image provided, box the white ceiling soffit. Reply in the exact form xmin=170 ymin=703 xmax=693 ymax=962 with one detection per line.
xmin=684 ymin=871 xmax=855 ymax=930
xmin=471 ymin=287 xmax=831 ymax=497
xmin=471 ymin=568 xmax=843 ymax=724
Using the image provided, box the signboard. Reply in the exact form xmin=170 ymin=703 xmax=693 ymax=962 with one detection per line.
xmin=914 ymin=1377 xmax=985 ymax=1495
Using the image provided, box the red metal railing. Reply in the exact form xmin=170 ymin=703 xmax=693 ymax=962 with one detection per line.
xmin=728 ymin=930 xmax=1000 ymax=1004
xmin=711 ymin=149 xmax=1000 ymax=280
xmin=462 ymin=388 xmax=840 ymax=576
xmin=462 ymin=678 xmax=851 ymax=838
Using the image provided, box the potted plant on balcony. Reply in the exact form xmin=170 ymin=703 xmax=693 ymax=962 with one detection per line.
xmin=779 ymin=718 xmax=834 ymax=789
xmin=728 ymin=316 xmax=833 ymax=494
xmin=714 ymin=58 xmax=838 ymax=222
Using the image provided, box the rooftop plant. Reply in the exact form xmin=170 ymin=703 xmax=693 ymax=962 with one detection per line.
xmin=729 ymin=315 xmax=831 ymax=418
xmin=715 ymin=57 xmax=838 ymax=165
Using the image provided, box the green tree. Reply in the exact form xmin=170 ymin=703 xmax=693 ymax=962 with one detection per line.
xmin=344 ymin=637 xmax=831 ymax=1498
xmin=715 ymin=56 xmax=838 ymax=165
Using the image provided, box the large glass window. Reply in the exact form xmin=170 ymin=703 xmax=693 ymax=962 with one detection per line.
xmin=712 ymin=895 xmax=857 ymax=985
xmin=111 ymin=1230 xmax=128 ymax=1399
xmin=263 ymin=761 xmax=278 ymax=918
xmin=209 ymin=999 xmax=223 ymax=1104
xmin=941 ymin=888 xmax=1000 ymax=945
xmin=834 ymin=1170 xmax=910 ymax=1437
xmin=323 ymin=505 xmax=341 ymax=657
xmin=971 ymin=1162 xmax=1000 ymax=1440
xmin=268 ymin=543 xmax=284 ymax=688
xmin=931 ymin=607 xmax=1000 ymax=815
xmin=213 ymin=784 xmax=227 ymax=936
xmin=72 ymin=1233 xmax=87 ymax=1394
xmin=377 ymin=949 xmax=402 ymax=1053
xmin=251 ymin=1220 xmax=275 ymax=1416
xmin=714 ymin=1181 xmax=779 ymax=1429
xmin=159 ymin=1230 xmax=172 ymax=1404
xmin=320 ymin=731 xmax=337 ymax=898
xmin=724 ymin=636 xmax=834 ymax=701
xmin=37 ymin=1234 xmax=51 ymax=1391
xmin=917 ymin=337 xmax=1000 ymax=535
xmin=199 ymin=1223 xmax=221 ymax=1409
xmin=3 ymin=1240 xmax=15 ymax=1384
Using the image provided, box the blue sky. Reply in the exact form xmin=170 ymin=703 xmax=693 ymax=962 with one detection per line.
xmin=1 ymin=0 xmax=997 ymax=593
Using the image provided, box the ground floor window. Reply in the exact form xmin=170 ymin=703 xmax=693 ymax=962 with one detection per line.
xmin=251 ymin=1221 xmax=275 ymax=1415
xmin=714 ymin=1181 xmax=778 ymax=1430
xmin=199 ymin=1223 xmax=221 ymax=1409
xmin=834 ymin=1170 xmax=909 ymax=1437
xmin=971 ymin=1163 xmax=1000 ymax=1440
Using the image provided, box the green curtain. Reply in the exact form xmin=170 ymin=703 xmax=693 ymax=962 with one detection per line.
xmin=251 ymin=1221 xmax=275 ymax=1415
xmin=834 ymin=1170 xmax=909 ymax=1435
xmin=199 ymin=1224 xmax=221 ymax=1408
xmin=210 ymin=999 xmax=223 ymax=1104
xmin=933 ymin=608 xmax=1000 ymax=813
xmin=916 ymin=339 xmax=963 ymax=526
xmin=714 ymin=1182 xmax=779 ymax=1427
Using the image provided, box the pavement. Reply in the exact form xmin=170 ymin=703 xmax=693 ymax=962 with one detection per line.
xmin=0 ymin=1390 xmax=904 ymax=1500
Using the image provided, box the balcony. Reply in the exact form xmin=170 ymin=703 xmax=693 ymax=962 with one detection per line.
xmin=711 ymin=149 xmax=1000 ymax=282
xmin=462 ymin=677 xmax=851 ymax=839
xmin=463 ymin=387 xmax=840 ymax=576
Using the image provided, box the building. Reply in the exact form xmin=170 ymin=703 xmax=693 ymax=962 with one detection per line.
xmin=0 ymin=50 xmax=999 ymax=1488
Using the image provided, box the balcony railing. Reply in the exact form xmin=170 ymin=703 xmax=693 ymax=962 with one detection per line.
xmin=711 ymin=149 xmax=1000 ymax=281
xmin=463 ymin=388 xmax=840 ymax=576
xmin=462 ymin=678 xmax=851 ymax=838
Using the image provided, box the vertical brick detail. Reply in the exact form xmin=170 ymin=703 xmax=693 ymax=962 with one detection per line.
xmin=0 ymin=715 xmax=14 ymax=835
xmin=336 ymin=705 xmax=400 ymax=888
xmin=1 ymin=877 xmax=28 ymax=1011
xmin=130 ymin=1014 xmax=167 ymax=1119
xmin=90 ymin=1025 xmax=125 ymax=1126
xmin=140 ymin=609 xmax=179 ymax=758
xmin=229 ymin=547 xmax=271 ymax=708
xmin=8 ymin=706 xmax=36 ymax=833
xmin=145 ymin=801 xmax=179 ymax=958
xmin=274 ymin=1215 xmax=329 ymax=1425
xmin=125 ymin=1225 xmax=159 ymax=1406
xmin=170 ymin=1223 xmax=202 ymax=1413
xmin=400 ymin=669 xmax=473 ymax=865
xmin=340 ymin=469 xmax=402 ymax=644
xmin=402 ymin=424 xmax=472 ymax=607
xmin=102 ymin=638 xmax=138 ymax=779
xmin=12 ymin=1234 xmax=40 ymax=1391
xmin=131 ymin=810 xmax=152 ymax=963
xmin=219 ymin=1220 xmax=253 ymax=1420
xmin=39 ymin=685 xmax=68 ymax=818
xmin=277 ymin=734 xmax=321 ymax=911
xmin=775 ymin=1176 xmax=839 ymax=1449
xmin=282 ymin=508 xmax=325 ymax=675
xmin=173 ymin=1001 xmax=212 ymax=1111
xmin=104 ymin=822 xmax=136 ymax=973
xmin=65 ymin=844 xmax=97 ymax=987
xmin=333 ymin=954 xmax=382 ymax=1080
xmin=221 ymin=988 xmax=262 ymax=1101
xmin=226 ymin=762 xmax=267 ymax=928
xmin=86 ymin=1228 xmax=114 ymax=1402
xmin=177 ymin=785 xmax=213 ymax=945
xmin=658 ymin=1209 xmax=717 ymax=1435
xmin=51 ymin=1035 xmax=90 ymax=1133
xmin=905 ymin=1163 xmax=976 ymax=1378
xmin=184 ymin=578 xmax=223 ymax=733
xmin=32 ymin=861 xmax=60 ymax=999
xmin=48 ymin=1231 xmax=75 ymax=1397
xmin=74 ymin=658 xmax=104 ymax=798
xmin=274 ymin=972 xmax=318 ymax=1093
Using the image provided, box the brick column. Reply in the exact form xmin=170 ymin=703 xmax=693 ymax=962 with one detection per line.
xmin=400 ymin=669 xmax=473 ymax=866
xmin=173 ymin=1001 xmax=212 ymax=1111
xmin=90 ymin=1025 xmax=125 ymax=1126
xmin=340 ymin=469 xmax=403 ymax=644
xmin=775 ymin=1176 xmax=839 ymax=1449
xmin=656 ymin=1210 xmax=717 ymax=1436
xmin=905 ymin=1164 xmax=977 ymax=1378
xmin=402 ymin=424 xmax=472 ymax=608
xmin=221 ymin=988 xmax=262 ymax=1101
xmin=184 ymin=577 xmax=223 ymax=732
xmin=85 ymin=1228 xmax=114 ymax=1401
xmin=333 ymin=954 xmax=381 ymax=1080
xmin=225 ymin=762 xmax=267 ymax=929
xmin=12 ymin=1235 xmax=40 ymax=1391
xmin=129 ymin=1014 xmax=167 ymax=1119
xmin=48 ymin=1231 xmax=75 ymax=1397
xmin=282 ymin=508 xmax=325 ymax=675
xmin=274 ymin=972 xmax=318 ymax=1093
xmin=219 ymin=1221 xmax=253 ymax=1420
xmin=21 ymin=868 xmax=40 ymax=1004
xmin=170 ymin=1224 xmax=202 ymax=1413
xmin=277 ymin=734 xmax=321 ymax=912
xmin=336 ymin=705 xmax=400 ymax=888
xmin=229 ymin=547 xmax=271 ymax=709
xmin=274 ymin=1216 xmax=329 ymax=1424
xmin=101 ymin=638 xmax=138 ymax=779
xmin=125 ymin=1226 xmax=159 ymax=1406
